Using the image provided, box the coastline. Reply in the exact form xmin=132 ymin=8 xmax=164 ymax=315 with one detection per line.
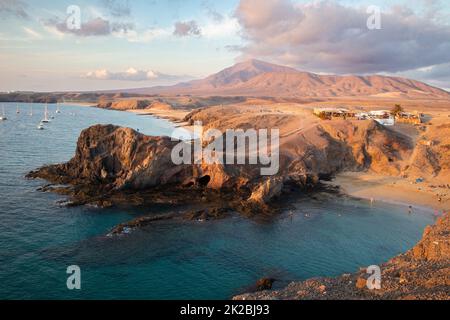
xmin=21 ymin=104 xmax=449 ymax=300
xmin=127 ymin=108 xmax=195 ymax=133
xmin=66 ymin=103 xmax=448 ymax=214
xmin=128 ymin=106 xmax=448 ymax=214
xmin=327 ymin=172 xmax=449 ymax=213
xmin=60 ymin=102 xmax=97 ymax=107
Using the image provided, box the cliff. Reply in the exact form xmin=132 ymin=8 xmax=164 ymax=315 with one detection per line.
xmin=27 ymin=113 xmax=413 ymax=214
xmin=234 ymin=213 xmax=450 ymax=300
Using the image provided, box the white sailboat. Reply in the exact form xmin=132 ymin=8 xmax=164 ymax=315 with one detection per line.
xmin=29 ymin=105 xmax=33 ymax=116
xmin=0 ymin=105 xmax=7 ymax=121
xmin=41 ymin=104 xmax=50 ymax=123
xmin=56 ymin=103 xmax=61 ymax=114
xmin=16 ymin=105 xmax=20 ymax=114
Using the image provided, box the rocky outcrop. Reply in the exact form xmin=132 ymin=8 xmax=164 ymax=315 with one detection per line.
xmin=27 ymin=118 xmax=414 ymax=213
xmin=406 ymin=123 xmax=450 ymax=181
xmin=28 ymin=125 xmax=188 ymax=189
xmin=97 ymin=99 xmax=151 ymax=110
xmin=234 ymin=213 xmax=450 ymax=300
xmin=411 ymin=215 xmax=450 ymax=261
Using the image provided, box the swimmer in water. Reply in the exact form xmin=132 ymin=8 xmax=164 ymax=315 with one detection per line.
xmin=288 ymin=211 xmax=294 ymax=222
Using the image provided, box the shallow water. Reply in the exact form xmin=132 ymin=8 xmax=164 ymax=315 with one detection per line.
xmin=0 ymin=103 xmax=435 ymax=299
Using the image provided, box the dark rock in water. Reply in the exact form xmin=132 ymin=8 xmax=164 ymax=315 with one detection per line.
xmin=255 ymin=278 xmax=275 ymax=292
xmin=184 ymin=207 xmax=231 ymax=221
xmin=108 ymin=206 xmax=234 ymax=237
xmin=108 ymin=213 xmax=178 ymax=236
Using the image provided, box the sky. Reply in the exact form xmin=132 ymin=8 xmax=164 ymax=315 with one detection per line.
xmin=0 ymin=0 xmax=449 ymax=92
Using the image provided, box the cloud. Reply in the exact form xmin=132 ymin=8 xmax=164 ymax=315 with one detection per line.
xmin=43 ymin=16 xmax=133 ymax=37
xmin=202 ymin=1 xmax=225 ymax=22
xmin=112 ymin=27 xmax=170 ymax=43
xmin=23 ymin=27 xmax=42 ymax=39
xmin=235 ymin=0 xmax=450 ymax=75
xmin=0 ymin=0 xmax=28 ymax=19
xmin=399 ymin=63 xmax=450 ymax=91
xmin=101 ymin=0 xmax=131 ymax=17
xmin=173 ymin=20 xmax=202 ymax=37
xmin=85 ymin=67 xmax=187 ymax=82
xmin=202 ymin=16 xmax=241 ymax=38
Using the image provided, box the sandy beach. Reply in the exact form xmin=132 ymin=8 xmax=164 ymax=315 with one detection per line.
xmin=328 ymin=172 xmax=449 ymax=213
xmin=128 ymin=103 xmax=449 ymax=214
xmin=127 ymin=108 xmax=193 ymax=128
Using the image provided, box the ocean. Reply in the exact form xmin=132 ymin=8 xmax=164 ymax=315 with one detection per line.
xmin=0 ymin=103 xmax=435 ymax=299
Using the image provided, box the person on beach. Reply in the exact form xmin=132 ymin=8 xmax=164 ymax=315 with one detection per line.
xmin=433 ymin=210 xmax=440 ymax=220
xmin=408 ymin=206 xmax=413 ymax=215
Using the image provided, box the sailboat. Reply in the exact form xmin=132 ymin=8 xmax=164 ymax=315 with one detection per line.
xmin=29 ymin=105 xmax=33 ymax=116
xmin=16 ymin=105 xmax=20 ymax=114
xmin=56 ymin=103 xmax=61 ymax=114
xmin=0 ymin=105 xmax=7 ymax=121
xmin=41 ymin=104 xmax=50 ymax=123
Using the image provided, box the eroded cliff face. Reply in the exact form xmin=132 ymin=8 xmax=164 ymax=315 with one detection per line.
xmin=28 ymin=125 xmax=190 ymax=189
xmin=405 ymin=123 xmax=450 ymax=182
xmin=234 ymin=213 xmax=450 ymax=300
xmin=27 ymin=118 xmax=413 ymax=212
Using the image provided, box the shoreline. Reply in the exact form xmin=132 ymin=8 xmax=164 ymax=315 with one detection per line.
xmin=60 ymin=102 xmax=97 ymax=107
xmin=127 ymin=107 xmax=448 ymax=214
xmin=326 ymin=172 xmax=449 ymax=213
xmin=55 ymin=103 xmax=450 ymax=213
xmin=127 ymin=108 xmax=195 ymax=133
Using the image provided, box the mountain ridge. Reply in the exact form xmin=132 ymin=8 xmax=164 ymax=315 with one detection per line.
xmin=123 ymin=59 xmax=450 ymax=99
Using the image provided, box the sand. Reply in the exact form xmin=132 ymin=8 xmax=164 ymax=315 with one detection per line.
xmin=127 ymin=108 xmax=189 ymax=123
xmin=328 ymin=172 xmax=449 ymax=213
xmin=126 ymin=99 xmax=450 ymax=213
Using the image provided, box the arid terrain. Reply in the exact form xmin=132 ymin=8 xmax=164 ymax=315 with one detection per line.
xmin=21 ymin=60 xmax=450 ymax=300
xmin=122 ymin=60 xmax=450 ymax=99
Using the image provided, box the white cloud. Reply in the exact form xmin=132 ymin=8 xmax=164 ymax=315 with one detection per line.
xmin=84 ymin=67 xmax=187 ymax=82
xmin=112 ymin=27 xmax=171 ymax=43
xmin=202 ymin=16 xmax=241 ymax=38
xmin=23 ymin=27 xmax=43 ymax=39
xmin=86 ymin=69 xmax=111 ymax=80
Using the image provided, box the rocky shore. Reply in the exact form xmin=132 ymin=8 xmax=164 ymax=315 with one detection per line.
xmin=26 ymin=104 xmax=450 ymax=238
xmin=234 ymin=212 xmax=450 ymax=300
xmin=27 ymin=113 xmax=413 ymax=215
xmin=25 ymin=105 xmax=449 ymax=298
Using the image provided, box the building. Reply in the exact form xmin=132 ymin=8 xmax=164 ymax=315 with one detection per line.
xmin=396 ymin=111 xmax=423 ymax=124
xmin=368 ymin=110 xmax=395 ymax=126
xmin=313 ymin=108 xmax=357 ymax=119
xmin=314 ymin=108 xmax=396 ymax=126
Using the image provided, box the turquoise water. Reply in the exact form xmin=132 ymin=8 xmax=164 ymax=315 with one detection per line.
xmin=0 ymin=103 xmax=435 ymax=300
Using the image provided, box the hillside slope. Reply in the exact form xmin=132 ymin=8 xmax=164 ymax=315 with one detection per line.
xmin=127 ymin=60 xmax=450 ymax=99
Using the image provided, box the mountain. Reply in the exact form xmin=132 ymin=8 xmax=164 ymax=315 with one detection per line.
xmin=125 ymin=59 xmax=450 ymax=99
